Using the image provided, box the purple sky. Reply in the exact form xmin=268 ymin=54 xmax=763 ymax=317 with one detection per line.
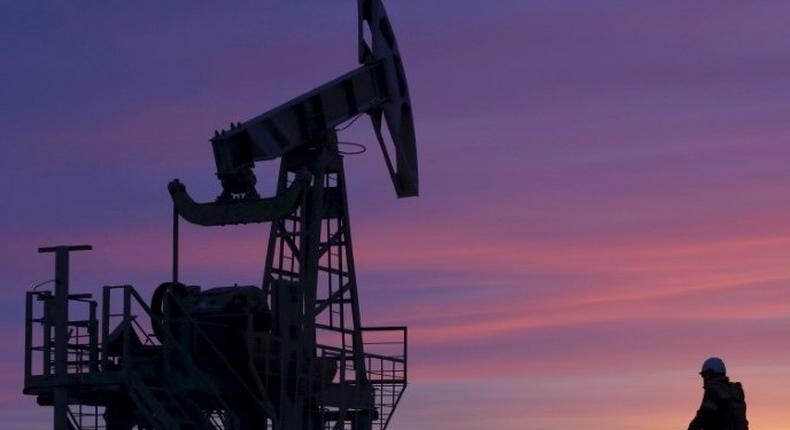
xmin=3 ymin=1 xmax=790 ymax=429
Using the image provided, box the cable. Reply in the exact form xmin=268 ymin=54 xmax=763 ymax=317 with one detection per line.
xmin=338 ymin=141 xmax=367 ymax=155
xmin=335 ymin=113 xmax=364 ymax=131
xmin=32 ymin=279 xmax=55 ymax=291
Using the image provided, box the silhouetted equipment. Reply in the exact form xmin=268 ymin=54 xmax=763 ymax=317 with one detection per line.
xmin=23 ymin=1 xmax=415 ymax=429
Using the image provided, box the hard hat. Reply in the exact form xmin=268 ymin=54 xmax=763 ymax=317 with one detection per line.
xmin=700 ymin=357 xmax=726 ymax=375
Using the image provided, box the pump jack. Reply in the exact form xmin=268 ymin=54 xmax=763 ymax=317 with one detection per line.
xmin=23 ymin=1 xmax=417 ymax=429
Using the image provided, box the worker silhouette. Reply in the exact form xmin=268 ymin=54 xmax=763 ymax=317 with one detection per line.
xmin=687 ymin=357 xmax=748 ymax=430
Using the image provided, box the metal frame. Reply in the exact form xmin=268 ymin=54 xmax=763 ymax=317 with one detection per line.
xmin=22 ymin=1 xmax=415 ymax=429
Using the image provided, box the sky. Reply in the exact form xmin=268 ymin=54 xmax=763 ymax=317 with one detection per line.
xmin=2 ymin=0 xmax=790 ymax=429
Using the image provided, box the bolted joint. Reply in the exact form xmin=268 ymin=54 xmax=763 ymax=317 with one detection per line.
xmin=217 ymin=167 xmax=260 ymax=202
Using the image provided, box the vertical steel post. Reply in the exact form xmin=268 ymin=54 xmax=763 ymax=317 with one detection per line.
xmin=52 ymin=248 xmax=69 ymax=430
xmin=336 ymin=159 xmax=368 ymax=382
xmin=122 ymin=286 xmax=132 ymax=368
xmin=173 ymin=205 xmax=179 ymax=284
xmin=403 ymin=326 xmax=408 ymax=380
xmin=89 ymin=301 xmax=99 ymax=372
xmin=101 ymin=286 xmax=110 ymax=370
xmin=24 ymin=292 xmax=33 ymax=382
xmin=42 ymin=299 xmax=51 ymax=376
xmin=38 ymin=245 xmax=91 ymax=430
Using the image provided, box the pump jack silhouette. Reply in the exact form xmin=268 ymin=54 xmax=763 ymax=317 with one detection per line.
xmin=23 ymin=1 xmax=417 ymax=429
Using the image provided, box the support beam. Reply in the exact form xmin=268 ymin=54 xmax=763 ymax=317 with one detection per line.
xmin=38 ymin=245 xmax=92 ymax=430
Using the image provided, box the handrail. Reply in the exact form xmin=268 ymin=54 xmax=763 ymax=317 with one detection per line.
xmin=319 ymin=343 xmax=406 ymax=364
xmin=66 ymin=407 xmax=81 ymax=430
xmin=126 ymin=315 xmax=159 ymax=346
